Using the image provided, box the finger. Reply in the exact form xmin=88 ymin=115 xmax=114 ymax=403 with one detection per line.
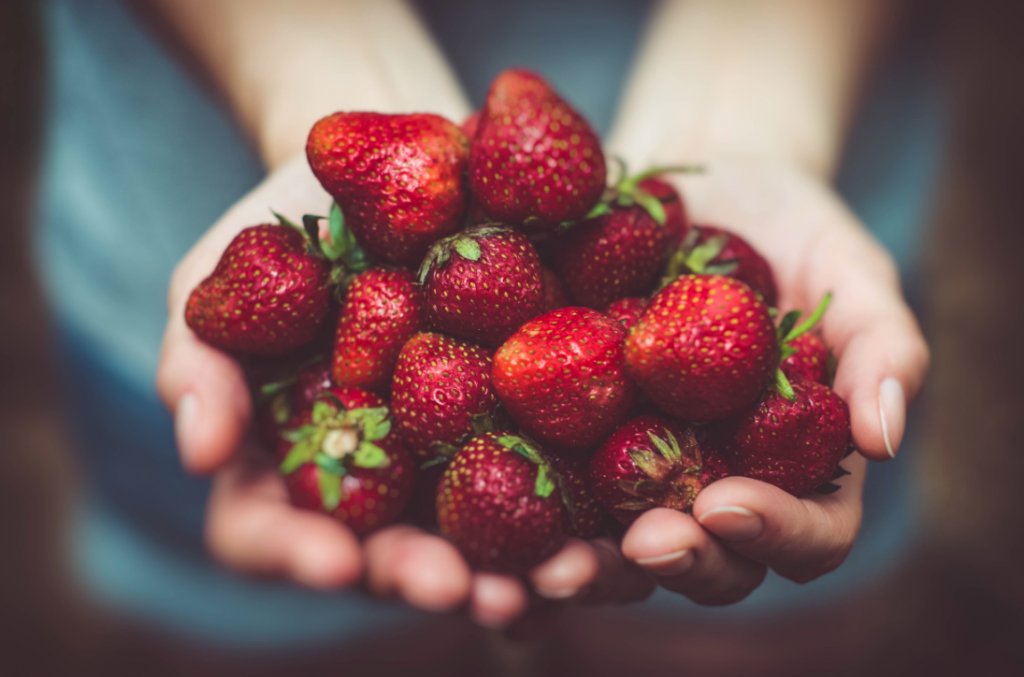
xmin=693 ymin=454 xmax=866 ymax=583
xmin=364 ymin=526 xmax=472 ymax=612
xmin=621 ymin=508 xmax=767 ymax=605
xmin=582 ymin=538 xmax=657 ymax=604
xmin=156 ymin=320 xmax=251 ymax=474
xmin=469 ymin=574 xmax=529 ymax=630
xmin=205 ymin=446 xmax=363 ymax=589
xmin=528 ymin=538 xmax=600 ymax=601
xmin=803 ymin=229 xmax=930 ymax=461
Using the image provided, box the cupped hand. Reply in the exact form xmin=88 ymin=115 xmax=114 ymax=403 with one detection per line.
xmin=155 ymin=153 xmax=653 ymax=628
xmin=619 ymin=156 xmax=929 ymax=602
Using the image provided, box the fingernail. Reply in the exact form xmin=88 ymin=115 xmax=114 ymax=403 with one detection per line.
xmin=635 ymin=549 xmax=694 ymax=576
xmin=175 ymin=393 xmax=198 ymax=455
xmin=535 ymin=585 xmax=581 ymax=600
xmin=698 ymin=506 xmax=763 ymax=542
xmin=878 ymin=377 xmax=906 ymax=458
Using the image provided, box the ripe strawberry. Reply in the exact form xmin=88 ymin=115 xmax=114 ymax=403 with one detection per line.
xmin=540 ymin=266 xmax=570 ymax=312
xmin=460 ymin=111 xmax=481 ymax=139
xmin=662 ymin=224 xmax=778 ymax=307
xmin=185 ymin=224 xmax=332 ymax=355
xmin=256 ymin=357 xmax=334 ymax=453
xmin=625 ymin=275 xmax=777 ymax=421
xmin=279 ymin=386 xmax=415 ymax=536
xmin=332 ymin=268 xmax=425 ymax=393
xmin=604 ymin=297 xmax=648 ymax=332
xmin=469 ymin=69 xmax=606 ymax=232
xmin=550 ymin=205 xmax=665 ymax=309
xmin=590 ymin=416 xmax=732 ymax=525
xmin=391 ymin=332 xmax=500 ymax=460
xmin=492 ymin=307 xmax=635 ymax=449
xmin=781 ymin=332 xmax=830 ymax=385
xmin=717 ymin=378 xmax=851 ymax=495
xmin=419 ymin=224 xmax=543 ymax=348
xmin=637 ymin=177 xmax=689 ymax=246
xmin=547 ymin=449 xmax=605 ymax=538
xmin=436 ymin=433 xmax=567 ymax=573
xmin=307 ymin=112 xmax=469 ymax=266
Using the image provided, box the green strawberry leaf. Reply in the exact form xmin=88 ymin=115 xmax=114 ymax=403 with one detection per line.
xmin=534 ymin=464 xmax=556 ymax=499
xmin=323 ymin=202 xmax=347 ymax=261
xmin=469 ymin=412 xmax=495 ymax=436
xmin=780 ymin=344 xmax=798 ymax=361
xmin=615 ymin=500 xmax=652 ymax=511
xmin=453 ymin=237 xmax=482 ymax=262
xmin=314 ymin=452 xmax=347 ymax=476
xmin=831 ymin=464 xmax=851 ymax=480
xmin=774 ymin=368 xmax=796 ymax=401
xmin=280 ymin=439 xmax=317 ymax=475
xmin=633 ymin=190 xmax=667 ymax=225
xmin=429 ymin=441 xmax=462 ymax=459
xmin=280 ymin=423 xmax=319 ymax=443
xmin=311 ymin=400 xmax=336 ymax=424
xmin=269 ymin=393 xmax=291 ymax=426
xmin=617 ymin=164 xmax=705 ymax=194
xmin=259 ymin=377 xmax=296 ymax=399
xmin=499 ymin=435 xmax=544 ymax=464
xmin=629 ymin=447 xmax=671 ymax=481
xmin=301 ymin=214 xmax=325 ymax=255
xmin=685 ymin=234 xmax=729 ymax=273
xmin=583 ymin=202 xmax=613 ymax=220
xmin=704 ymin=260 xmax=739 ymax=276
xmin=785 ymin=293 xmax=832 ymax=342
xmin=352 ymin=441 xmax=389 ymax=469
xmin=271 ymin=209 xmax=302 ymax=232
xmin=776 ymin=310 xmax=803 ymax=342
xmin=420 ymin=455 xmax=452 ymax=470
xmin=318 ymin=469 xmax=343 ymax=511
xmin=646 ymin=431 xmax=678 ymax=463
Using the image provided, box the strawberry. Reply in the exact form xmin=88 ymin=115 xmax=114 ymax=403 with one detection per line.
xmin=540 ymin=266 xmax=570 ymax=312
xmin=279 ymin=386 xmax=415 ymax=536
xmin=662 ymin=224 xmax=778 ymax=307
xmin=637 ymin=177 xmax=689 ymax=246
xmin=391 ymin=332 xmax=500 ymax=460
xmin=492 ymin=307 xmax=635 ymax=449
xmin=332 ymin=268 xmax=425 ymax=393
xmin=589 ymin=416 xmax=732 ymax=525
xmin=256 ymin=357 xmax=334 ymax=454
xmin=419 ymin=224 xmax=543 ymax=348
xmin=307 ymin=112 xmax=469 ymax=266
xmin=550 ymin=205 xmax=666 ymax=309
xmin=781 ymin=332 xmax=830 ymax=385
xmin=460 ymin=111 xmax=481 ymax=139
xmin=604 ymin=297 xmax=648 ymax=332
xmin=436 ymin=433 xmax=567 ymax=573
xmin=547 ymin=449 xmax=606 ymax=538
xmin=625 ymin=275 xmax=777 ymax=421
xmin=717 ymin=378 xmax=851 ymax=495
xmin=185 ymin=223 xmax=332 ymax=355
xmin=549 ymin=166 xmax=702 ymax=309
xmin=469 ymin=69 xmax=606 ymax=232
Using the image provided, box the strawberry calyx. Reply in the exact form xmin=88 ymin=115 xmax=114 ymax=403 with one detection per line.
xmin=658 ymin=225 xmax=741 ymax=291
xmin=616 ymin=428 xmax=706 ymax=513
xmin=421 ymin=411 xmax=500 ymax=470
xmin=275 ymin=203 xmax=372 ymax=299
xmin=279 ymin=394 xmax=393 ymax=511
xmin=416 ymin=224 xmax=510 ymax=284
xmin=572 ymin=162 xmax=704 ymax=229
xmin=771 ymin=293 xmax=833 ymax=401
xmin=496 ymin=434 xmax=557 ymax=499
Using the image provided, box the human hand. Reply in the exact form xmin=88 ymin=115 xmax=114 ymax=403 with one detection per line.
xmin=617 ymin=157 xmax=929 ymax=602
xmin=155 ymin=153 xmax=654 ymax=626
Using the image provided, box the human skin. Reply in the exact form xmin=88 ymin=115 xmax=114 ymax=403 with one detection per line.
xmin=153 ymin=0 xmax=927 ymax=625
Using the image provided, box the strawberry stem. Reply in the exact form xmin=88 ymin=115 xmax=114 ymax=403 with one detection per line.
xmin=784 ymin=293 xmax=832 ymax=343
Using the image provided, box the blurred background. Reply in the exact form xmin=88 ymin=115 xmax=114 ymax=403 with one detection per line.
xmin=2 ymin=0 xmax=1023 ymax=675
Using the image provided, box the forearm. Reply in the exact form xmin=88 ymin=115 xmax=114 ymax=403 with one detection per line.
xmin=149 ymin=0 xmax=470 ymax=169
xmin=607 ymin=0 xmax=895 ymax=178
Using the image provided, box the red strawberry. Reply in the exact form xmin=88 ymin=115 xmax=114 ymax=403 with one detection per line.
xmin=279 ymin=386 xmax=415 ymax=536
xmin=540 ymin=266 xmax=570 ymax=312
xmin=256 ymin=357 xmax=335 ymax=453
xmin=717 ymin=378 xmax=851 ymax=495
xmin=437 ymin=433 xmax=567 ymax=573
xmin=551 ymin=205 xmax=666 ymax=309
xmin=419 ymin=224 xmax=543 ymax=348
xmin=590 ymin=416 xmax=731 ymax=525
xmin=469 ymin=69 xmax=606 ymax=232
xmin=781 ymin=332 xmax=829 ymax=385
xmin=604 ymin=297 xmax=648 ymax=332
xmin=637 ymin=177 xmax=689 ymax=246
xmin=391 ymin=332 xmax=500 ymax=460
xmin=625 ymin=275 xmax=777 ymax=421
xmin=306 ymin=112 xmax=469 ymax=266
xmin=332 ymin=268 xmax=425 ymax=393
xmin=547 ymin=449 xmax=605 ymax=538
xmin=662 ymin=224 xmax=778 ymax=307
xmin=492 ymin=307 xmax=635 ymax=449
xmin=185 ymin=224 xmax=332 ymax=354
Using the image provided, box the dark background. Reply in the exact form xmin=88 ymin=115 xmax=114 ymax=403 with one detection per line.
xmin=2 ymin=1 xmax=1023 ymax=675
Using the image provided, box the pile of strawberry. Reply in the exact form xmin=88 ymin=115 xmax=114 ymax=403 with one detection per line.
xmin=186 ymin=69 xmax=852 ymax=575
